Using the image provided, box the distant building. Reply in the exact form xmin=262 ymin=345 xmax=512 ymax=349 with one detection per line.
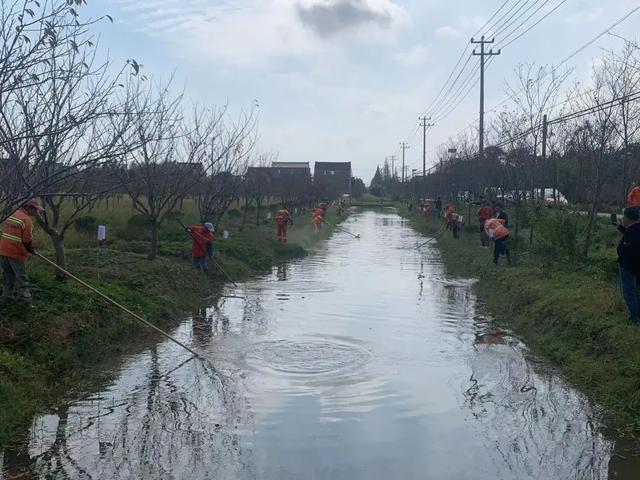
xmin=270 ymin=162 xmax=313 ymax=204
xmin=313 ymin=162 xmax=352 ymax=198
xmin=271 ymin=162 xmax=311 ymax=177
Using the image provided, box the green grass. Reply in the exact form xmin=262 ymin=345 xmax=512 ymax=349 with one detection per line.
xmin=399 ymin=202 xmax=640 ymax=433
xmin=0 ymin=198 xmax=345 ymax=446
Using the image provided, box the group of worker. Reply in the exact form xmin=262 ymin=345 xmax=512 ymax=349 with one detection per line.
xmin=275 ymin=200 xmax=346 ymax=244
xmin=417 ymin=198 xmax=511 ymax=265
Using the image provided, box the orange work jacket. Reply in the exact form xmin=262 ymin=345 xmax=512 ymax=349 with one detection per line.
xmin=0 ymin=208 xmax=33 ymax=261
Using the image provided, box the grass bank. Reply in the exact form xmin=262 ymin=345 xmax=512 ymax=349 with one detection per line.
xmin=400 ymin=202 xmax=640 ymax=433
xmin=0 ymin=200 xmax=344 ymax=446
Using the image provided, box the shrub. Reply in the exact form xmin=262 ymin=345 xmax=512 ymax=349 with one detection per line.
xmin=74 ymin=216 xmax=98 ymax=234
xmin=532 ymin=210 xmax=580 ymax=262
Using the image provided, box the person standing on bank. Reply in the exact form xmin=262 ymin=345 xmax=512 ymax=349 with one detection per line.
xmin=616 ymin=207 xmax=640 ymax=326
xmin=187 ymin=222 xmax=215 ymax=273
xmin=0 ymin=198 xmax=45 ymax=306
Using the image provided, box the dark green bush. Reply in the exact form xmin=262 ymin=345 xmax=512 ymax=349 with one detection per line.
xmin=532 ymin=210 xmax=580 ymax=261
xmin=74 ymin=215 xmax=98 ymax=234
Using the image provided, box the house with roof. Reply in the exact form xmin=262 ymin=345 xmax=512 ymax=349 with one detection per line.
xmin=313 ymin=162 xmax=352 ymax=198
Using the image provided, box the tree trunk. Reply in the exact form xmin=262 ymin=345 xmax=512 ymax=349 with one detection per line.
xmin=149 ymin=220 xmax=159 ymax=260
xmin=240 ymin=198 xmax=250 ymax=232
xmin=52 ymin=233 xmax=67 ymax=280
xmin=582 ymin=201 xmax=598 ymax=259
xmin=256 ymin=199 xmax=262 ymax=226
xmin=622 ymin=125 xmax=629 ymax=207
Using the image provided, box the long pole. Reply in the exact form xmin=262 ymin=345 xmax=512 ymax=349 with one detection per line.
xmin=35 ymin=252 xmax=202 ymax=358
xmin=419 ymin=117 xmax=434 ymax=177
xmin=322 ymin=218 xmax=360 ymax=239
xmin=471 ymin=37 xmax=500 ymax=160
xmin=400 ymin=142 xmax=410 ymax=183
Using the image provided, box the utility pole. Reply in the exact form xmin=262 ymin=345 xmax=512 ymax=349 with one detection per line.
xmin=419 ymin=117 xmax=435 ymax=177
xmin=471 ymin=36 xmax=500 ymax=159
xmin=390 ymin=155 xmax=397 ymax=180
xmin=400 ymin=143 xmax=410 ymax=183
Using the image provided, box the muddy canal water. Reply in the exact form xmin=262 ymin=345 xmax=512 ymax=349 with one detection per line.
xmin=1 ymin=210 xmax=637 ymax=479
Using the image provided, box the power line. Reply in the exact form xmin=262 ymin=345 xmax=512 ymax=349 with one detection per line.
xmin=500 ymin=0 xmax=569 ymax=49
xmin=486 ymin=5 xmax=640 ymax=115
xmin=492 ymin=0 xmax=550 ymax=37
xmin=419 ymin=0 xmax=512 ymax=121
xmin=433 ymin=5 xmax=640 ymax=157
xmin=425 ymin=0 xmax=563 ymax=126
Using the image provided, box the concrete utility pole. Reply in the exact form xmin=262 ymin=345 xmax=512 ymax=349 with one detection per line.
xmin=471 ymin=36 xmax=500 ymax=159
xmin=419 ymin=117 xmax=435 ymax=177
xmin=400 ymin=142 xmax=410 ymax=183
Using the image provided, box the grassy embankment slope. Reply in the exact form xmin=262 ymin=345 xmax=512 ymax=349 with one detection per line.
xmin=401 ymin=202 xmax=640 ymax=432
xmin=0 ymin=198 xmax=341 ymax=445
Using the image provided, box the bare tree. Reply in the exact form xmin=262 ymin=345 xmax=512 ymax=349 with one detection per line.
xmin=242 ymin=151 xmax=276 ymax=229
xmin=567 ymin=72 xmax=618 ymax=258
xmin=194 ymin=108 xmax=257 ymax=227
xmin=125 ymin=78 xmax=185 ymax=260
xmin=603 ymin=40 xmax=640 ymax=205
xmin=505 ymin=63 xmax=572 ymax=204
xmin=12 ymin=20 xmax=138 ymax=276
xmin=0 ymin=0 xmax=119 ymax=221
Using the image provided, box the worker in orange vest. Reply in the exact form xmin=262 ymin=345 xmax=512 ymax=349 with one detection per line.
xmin=444 ymin=203 xmax=462 ymax=239
xmin=422 ymin=202 xmax=432 ymax=221
xmin=319 ymin=202 xmax=328 ymax=219
xmin=0 ymin=198 xmax=44 ymax=305
xmin=312 ymin=207 xmax=324 ymax=234
xmin=477 ymin=203 xmax=494 ymax=247
xmin=186 ymin=222 xmax=214 ymax=273
xmin=275 ymin=207 xmax=293 ymax=243
xmin=485 ymin=218 xmax=511 ymax=265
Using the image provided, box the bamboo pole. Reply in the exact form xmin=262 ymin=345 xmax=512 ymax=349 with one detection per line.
xmin=35 ymin=252 xmax=202 ymax=358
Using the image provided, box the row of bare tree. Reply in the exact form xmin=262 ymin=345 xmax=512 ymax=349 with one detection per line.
xmin=407 ymin=39 xmax=640 ymax=257
xmin=0 ymin=1 xmax=258 ymax=274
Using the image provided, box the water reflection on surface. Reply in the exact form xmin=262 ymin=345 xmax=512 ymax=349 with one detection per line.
xmin=1 ymin=210 xmax=638 ymax=479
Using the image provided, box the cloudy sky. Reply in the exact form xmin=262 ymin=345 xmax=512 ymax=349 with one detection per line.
xmin=86 ymin=0 xmax=639 ymax=181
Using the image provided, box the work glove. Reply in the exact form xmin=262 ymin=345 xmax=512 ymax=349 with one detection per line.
xmin=25 ymin=243 xmax=35 ymax=254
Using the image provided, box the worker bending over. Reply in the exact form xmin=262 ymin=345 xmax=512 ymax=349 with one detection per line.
xmin=275 ymin=207 xmax=293 ymax=244
xmin=485 ymin=218 xmax=511 ymax=265
xmin=0 ymin=198 xmax=44 ymax=306
xmin=187 ymin=222 xmax=214 ymax=273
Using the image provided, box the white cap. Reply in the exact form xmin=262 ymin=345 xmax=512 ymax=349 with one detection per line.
xmin=204 ymin=222 xmax=214 ymax=232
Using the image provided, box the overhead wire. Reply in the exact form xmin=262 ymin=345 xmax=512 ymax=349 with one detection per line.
xmin=428 ymin=0 xmax=560 ymax=126
xmin=430 ymin=3 xmax=639 ymax=159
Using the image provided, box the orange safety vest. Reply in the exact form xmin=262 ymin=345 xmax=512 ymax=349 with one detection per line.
xmin=484 ymin=218 xmax=506 ymax=239
xmin=275 ymin=209 xmax=291 ymax=226
xmin=628 ymin=187 xmax=640 ymax=207
xmin=494 ymin=225 xmax=510 ymax=241
xmin=312 ymin=208 xmax=324 ymax=225
xmin=0 ymin=208 xmax=33 ymax=261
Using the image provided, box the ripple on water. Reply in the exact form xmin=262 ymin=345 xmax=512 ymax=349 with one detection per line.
xmin=245 ymin=338 xmax=371 ymax=381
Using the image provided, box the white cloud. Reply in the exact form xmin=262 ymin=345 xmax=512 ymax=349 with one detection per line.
xmin=395 ymin=43 xmax=429 ymax=65
xmin=435 ymin=25 xmax=462 ymax=39
xmin=113 ymin=0 xmax=409 ymax=68
xmin=364 ymin=103 xmax=386 ymax=116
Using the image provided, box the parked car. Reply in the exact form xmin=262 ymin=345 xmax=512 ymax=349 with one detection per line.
xmin=542 ymin=189 xmax=569 ymax=208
